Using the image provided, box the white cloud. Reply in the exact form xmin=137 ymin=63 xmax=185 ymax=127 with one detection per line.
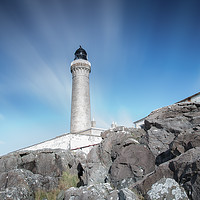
xmin=2 ymin=33 xmax=71 ymax=113
xmin=0 ymin=114 xmax=4 ymax=120
xmin=95 ymin=115 xmax=110 ymax=129
xmin=93 ymin=109 xmax=134 ymax=130
xmin=116 ymin=108 xmax=134 ymax=128
xmin=0 ymin=8 xmax=73 ymax=114
xmin=0 ymin=140 xmax=5 ymax=144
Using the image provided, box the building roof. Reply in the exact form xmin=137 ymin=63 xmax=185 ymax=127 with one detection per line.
xmin=74 ymin=45 xmax=87 ymax=60
xmin=133 ymin=117 xmax=146 ymax=124
xmin=177 ymin=91 xmax=200 ymax=103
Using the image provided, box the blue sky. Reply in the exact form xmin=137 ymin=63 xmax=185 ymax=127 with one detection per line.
xmin=0 ymin=0 xmax=200 ymax=155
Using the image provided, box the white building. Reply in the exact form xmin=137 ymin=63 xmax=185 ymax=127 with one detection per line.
xmin=23 ymin=128 xmax=104 ymax=154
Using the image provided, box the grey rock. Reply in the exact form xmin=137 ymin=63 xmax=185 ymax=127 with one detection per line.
xmin=169 ymin=147 xmax=200 ymax=200
xmin=147 ymin=127 xmax=175 ymax=157
xmin=57 ymin=190 xmax=65 ymax=200
xmin=0 ymin=186 xmax=35 ymax=200
xmin=64 ymin=183 xmax=140 ymax=200
xmin=0 ymin=149 xmax=80 ymax=200
xmin=156 ymin=133 xmax=200 ymax=165
xmin=82 ymin=146 xmax=109 ymax=185
xmin=107 ymin=190 xmax=119 ymax=200
xmin=132 ymin=161 xmax=173 ymax=195
xmin=0 ymin=149 xmax=77 ymax=176
xmin=1 ymin=102 xmax=200 ymax=199
xmin=110 ymin=143 xmax=155 ymax=188
xmin=119 ymin=188 xmax=139 ymax=200
xmin=132 ymin=147 xmax=200 ymax=200
xmin=0 ymin=154 xmax=21 ymax=173
xmin=64 ymin=183 xmax=115 ymax=200
xmin=147 ymin=178 xmax=188 ymax=200
xmin=0 ymin=168 xmax=58 ymax=191
xmin=170 ymin=133 xmax=200 ymax=156
xmin=145 ymin=103 xmax=200 ymax=157
xmin=82 ymin=129 xmax=153 ymax=188
xmin=0 ymin=168 xmax=56 ymax=200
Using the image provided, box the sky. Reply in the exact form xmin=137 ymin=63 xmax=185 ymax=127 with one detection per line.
xmin=0 ymin=0 xmax=200 ymax=156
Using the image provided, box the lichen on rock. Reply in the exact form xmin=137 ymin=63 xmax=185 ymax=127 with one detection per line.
xmin=147 ymin=178 xmax=188 ymax=200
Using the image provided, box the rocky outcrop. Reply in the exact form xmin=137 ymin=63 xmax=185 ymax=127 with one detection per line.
xmin=131 ymin=143 xmax=200 ymax=200
xmin=1 ymin=102 xmax=200 ymax=199
xmin=0 ymin=149 xmax=80 ymax=200
xmin=81 ymin=128 xmax=155 ymax=189
xmin=0 ymin=168 xmax=58 ymax=200
xmin=145 ymin=102 xmax=200 ymax=157
xmin=65 ymin=103 xmax=200 ymax=199
xmin=0 ymin=149 xmax=77 ymax=175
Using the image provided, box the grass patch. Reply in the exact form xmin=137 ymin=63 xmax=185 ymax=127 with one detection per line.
xmin=35 ymin=170 xmax=79 ymax=200
xmin=35 ymin=189 xmax=59 ymax=200
xmin=131 ymin=188 xmax=145 ymax=200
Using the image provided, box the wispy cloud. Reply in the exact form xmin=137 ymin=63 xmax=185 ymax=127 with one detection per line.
xmin=0 ymin=114 xmax=4 ymax=120
xmin=0 ymin=140 xmax=5 ymax=144
xmin=94 ymin=109 xmax=134 ymax=129
xmin=0 ymin=5 xmax=72 ymax=114
xmin=115 ymin=108 xmax=134 ymax=128
xmin=2 ymin=34 xmax=71 ymax=113
xmin=95 ymin=115 xmax=110 ymax=129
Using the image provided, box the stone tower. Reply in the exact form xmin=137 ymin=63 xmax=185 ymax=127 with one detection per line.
xmin=70 ymin=46 xmax=91 ymax=133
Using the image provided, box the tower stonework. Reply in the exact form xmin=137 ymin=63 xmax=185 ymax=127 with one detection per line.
xmin=70 ymin=46 xmax=91 ymax=133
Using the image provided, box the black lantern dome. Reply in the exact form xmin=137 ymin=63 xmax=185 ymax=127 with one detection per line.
xmin=74 ymin=45 xmax=87 ymax=60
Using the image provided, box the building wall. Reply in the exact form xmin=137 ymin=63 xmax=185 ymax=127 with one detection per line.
xmin=22 ymin=128 xmax=104 ymax=154
xmin=189 ymin=93 xmax=200 ymax=103
xmin=134 ymin=119 xmax=145 ymax=129
xmin=178 ymin=92 xmax=200 ymax=103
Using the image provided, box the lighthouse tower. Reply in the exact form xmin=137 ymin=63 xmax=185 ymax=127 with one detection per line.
xmin=70 ymin=46 xmax=91 ymax=133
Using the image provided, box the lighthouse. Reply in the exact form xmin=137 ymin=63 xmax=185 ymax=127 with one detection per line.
xmin=70 ymin=46 xmax=91 ymax=133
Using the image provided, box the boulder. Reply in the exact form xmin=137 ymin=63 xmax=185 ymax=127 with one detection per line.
xmin=147 ymin=178 xmax=188 ymax=200
xmin=169 ymin=147 xmax=200 ymax=200
xmin=0 ymin=186 xmax=34 ymax=200
xmin=0 ymin=168 xmax=58 ymax=200
xmin=110 ymin=143 xmax=155 ymax=188
xmin=81 ymin=146 xmax=109 ymax=186
xmin=144 ymin=103 xmax=200 ymax=156
xmin=0 ymin=153 xmax=21 ymax=173
xmin=81 ymin=128 xmax=154 ymax=188
xmin=64 ymin=183 xmax=115 ymax=200
xmin=0 ymin=149 xmax=80 ymax=199
xmin=0 ymin=149 xmax=77 ymax=176
xmin=131 ymin=161 xmax=174 ymax=195
xmin=81 ymin=130 xmax=132 ymax=185
xmin=64 ymin=183 xmax=140 ymax=200
xmin=118 ymin=188 xmax=140 ymax=200
xmin=156 ymin=133 xmax=200 ymax=165
xmin=170 ymin=133 xmax=200 ymax=156
xmin=132 ymin=147 xmax=200 ymax=200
